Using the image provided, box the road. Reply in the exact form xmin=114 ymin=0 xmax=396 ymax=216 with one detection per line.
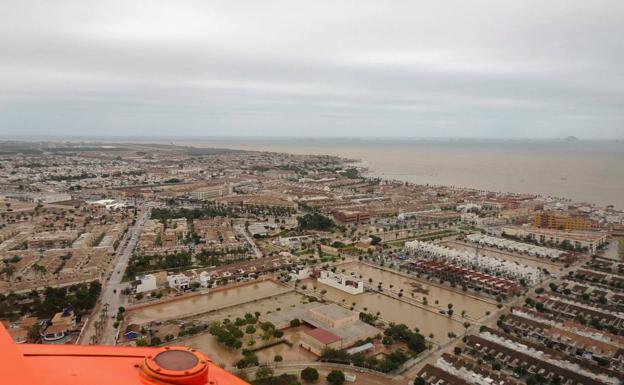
xmin=234 ymin=224 xmax=263 ymax=258
xmin=78 ymin=204 xmax=151 ymax=345
xmin=240 ymin=361 xmax=401 ymax=385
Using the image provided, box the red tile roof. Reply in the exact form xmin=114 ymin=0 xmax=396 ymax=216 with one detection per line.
xmin=305 ymin=328 xmax=341 ymax=345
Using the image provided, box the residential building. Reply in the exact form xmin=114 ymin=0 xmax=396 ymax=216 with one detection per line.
xmin=534 ymin=210 xmax=596 ymax=231
xmin=332 ymin=210 xmax=370 ymax=224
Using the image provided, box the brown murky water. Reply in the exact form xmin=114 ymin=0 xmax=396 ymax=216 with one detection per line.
xmin=185 ymin=291 xmax=307 ymax=324
xmin=304 ymin=280 xmax=464 ymax=344
xmin=183 ymin=139 xmax=624 ymax=209
xmin=127 ymin=280 xmax=291 ymax=324
xmin=179 ymin=326 xmax=317 ymax=368
xmin=334 ymin=262 xmax=497 ymax=319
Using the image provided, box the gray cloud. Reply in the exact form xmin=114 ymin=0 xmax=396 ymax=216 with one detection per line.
xmin=0 ymin=0 xmax=623 ymax=138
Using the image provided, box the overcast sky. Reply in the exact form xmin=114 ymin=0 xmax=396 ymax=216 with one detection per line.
xmin=1 ymin=1 xmax=623 ymax=139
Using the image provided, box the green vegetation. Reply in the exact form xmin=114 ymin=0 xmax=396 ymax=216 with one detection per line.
xmin=384 ymin=323 xmax=427 ymax=354
xmin=152 ymin=202 xmax=295 ymax=221
xmin=359 ymin=312 xmax=379 ymax=326
xmin=251 ymin=373 xmax=300 ymax=385
xmin=326 ymin=370 xmax=345 ymax=385
xmin=125 ymin=251 xmax=191 ymax=278
xmin=255 ymin=366 xmax=274 ymax=380
xmin=125 ymin=249 xmax=249 ymax=279
xmin=209 ymin=319 xmax=250 ymax=349
xmin=0 ymin=281 xmax=101 ymax=320
xmin=320 ymin=344 xmax=410 ymax=373
xmin=297 ymin=213 xmax=335 ymax=231
xmin=342 ymin=168 xmax=360 ymax=179
xmin=300 ymin=367 xmax=319 ymax=383
xmin=236 ymin=350 xmax=259 ymax=369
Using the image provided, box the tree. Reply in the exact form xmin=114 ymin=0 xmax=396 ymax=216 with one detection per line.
xmin=27 ymin=323 xmax=43 ymax=341
xmin=301 ymin=367 xmax=319 ymax=383
xmin=414 ymin=378 xmax=426 ymax=385
xmin=274 ymin=354 xmax=283 ymax=362
xmin=326 ymin=370 xmax=345 ymax=385
xmin=290 ymin=318 xmax=301 ymax=327
xmin=255 ymin=366 xmax=274 ymax=380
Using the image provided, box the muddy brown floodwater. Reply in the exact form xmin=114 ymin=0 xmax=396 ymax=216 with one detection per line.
xmin=337 ymin=262 xmax=497 ymax=318
xmin=300 ymin=262 xmax=498 ymax=343
xmin=176 ymin=325 xmax=317 ymax=368
xmin=126 ymin=280 xmax=291 ymax=324
xmin=304 ymin=279 xmax=464 ymax=344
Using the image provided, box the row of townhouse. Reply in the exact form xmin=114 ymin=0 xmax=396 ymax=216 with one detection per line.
xmin=403 ymin=259 xmax=519 ymax=297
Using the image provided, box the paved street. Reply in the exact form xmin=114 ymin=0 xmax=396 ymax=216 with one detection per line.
xmin=234 ymin=224 xmax=263 ymax=258
xmin=78 ymin=205 xmax=151 ymax=345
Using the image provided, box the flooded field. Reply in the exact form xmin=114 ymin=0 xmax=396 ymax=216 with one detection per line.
xmin=253 ymin=327 xmax=317 ymax=363
xmin=303 ymin=279 xmax=464 ymax=344
xmin=335 ymin=262 xmax=497 ymax=319
xmin=127 ymin=280 xmax=291 ymax=324
xmin=186 ymin=291 xmax=308 ymax=325
xmin=177 ymin=326 xmax=317 ymax=368
xmin=440 ymin=240 xmax=562 ymax=271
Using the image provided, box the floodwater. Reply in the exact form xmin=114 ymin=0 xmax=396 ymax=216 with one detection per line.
xmin=304 ymin=279 xmax=464 ymax=344
xmin=253 ymin=326 xmax=317 ymax=364
xmin=177 ymin=138 xmax=624 ymax=209
xmin=187 ymin=291 xmax=308 ymax=324
xmin=127 ymin=280 xmax=291 ymax=324
xmin=336 ymin=262 xmax=497 ymax=319
xmin=179 ymin=325 xmax=317 ymax=368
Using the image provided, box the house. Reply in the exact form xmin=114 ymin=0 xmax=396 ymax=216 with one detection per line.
xmin=167 ymin=273 xmax=190 ymax=292
xmin=50 ymin=309 xmax=76 ymax=330
xmin=124 ymin=324 xmax=142 ymax=340
xmin=317 ymin=270 xmax=364 ymax=295
xmin=135 ymin=274 xmax=157 ymax=293
xmin=198 ymin=271 xmax=211 ymax=288
xmin=301 ymin=327 xmax=342 ymax=355
xmin=40 ymin=324 xmax=69 ymax=343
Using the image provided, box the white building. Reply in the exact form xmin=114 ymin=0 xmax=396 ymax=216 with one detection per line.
xmin=279 ymin=235 xmax=314 ymax=249
xmin=167 ymin=273 xmax=190 ymax=292
xmin=318 ymin=271 xmax=364 ymax=295
xmin=135 ymin=274 xmax=157 ymax=293
xmin=289 ymin=266 xmax=310 ymax=281
xmin=6 ymin=192 xmax=71 ymax=204
xmin=405 ymin=240 xmax=543 ymax=285
xmin=190 ymin=183 xmax=231 ymax=200
xmin=465 ymin=233 xmax=565 ymax=260
xmin=198 ymin=271 xmax=211 ymax=288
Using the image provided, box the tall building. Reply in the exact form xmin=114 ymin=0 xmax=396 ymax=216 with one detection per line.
xmin=332 ymin=210 xmax=369 ymax=224
xmin=533 ymin=211 xmax=595 ymax=231
xmin=189 ymin=183 xmax=230 ymax=200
